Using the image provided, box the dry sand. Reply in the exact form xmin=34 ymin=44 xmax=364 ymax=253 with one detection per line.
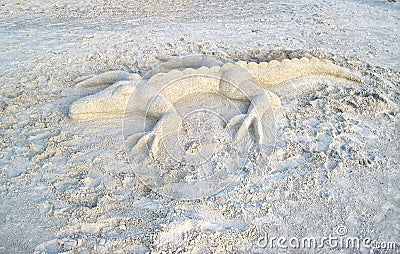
xmin=0 ymin=0 xmax=399 ymax=253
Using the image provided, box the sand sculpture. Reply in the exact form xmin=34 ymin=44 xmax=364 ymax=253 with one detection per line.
xmin=69 ymin=55 xmax=361 ymax=156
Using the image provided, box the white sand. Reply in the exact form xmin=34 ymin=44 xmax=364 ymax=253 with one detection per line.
xmin=0 ymin=0 xmax=399 ymax=253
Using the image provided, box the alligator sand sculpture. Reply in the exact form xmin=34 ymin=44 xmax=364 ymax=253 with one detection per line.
xmin=69 ymin=55 xmax=361 ymax=156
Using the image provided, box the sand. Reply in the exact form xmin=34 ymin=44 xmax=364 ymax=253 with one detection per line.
xmin=0 ymin=0 xmax=399 ymax=253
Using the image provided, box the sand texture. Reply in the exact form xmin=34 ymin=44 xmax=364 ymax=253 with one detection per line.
xmin=0 ymin=0 xmax=399 ymax=253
